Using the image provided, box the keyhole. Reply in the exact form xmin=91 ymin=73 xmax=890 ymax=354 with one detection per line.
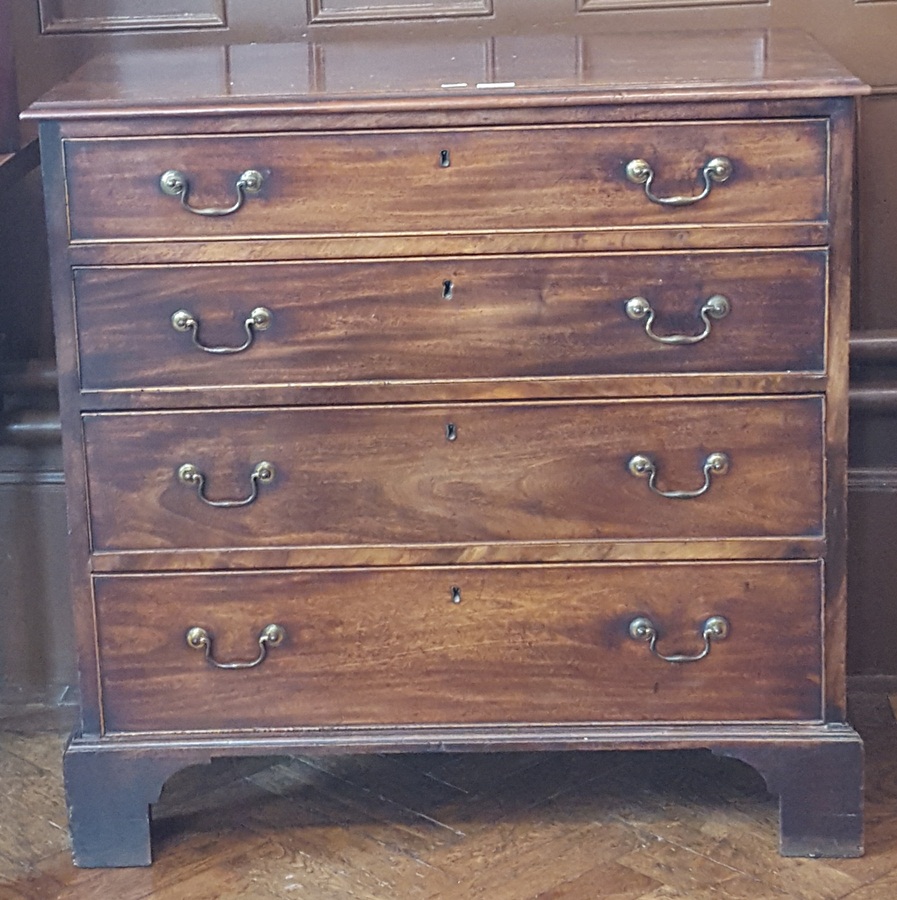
xmin=445 ymin=423 xmax=458 ymax=442
xmin=442 ymin=280 xmax=454 ymax=300
xmin=451 ymin=586 xmax=462 ymax=604
xmin=440 ymin=149 xmax=451 ymax=168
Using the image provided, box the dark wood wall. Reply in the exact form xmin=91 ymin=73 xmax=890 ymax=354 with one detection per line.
xmin=0 ymin=1 xmax=17 ymax=153
xmin=3 ymin=0 xmax=897 ymax=709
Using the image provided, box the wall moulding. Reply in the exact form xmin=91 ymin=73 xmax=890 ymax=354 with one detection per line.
xmin=308 ymin=0 xmax=493 ymax=24
xmin=38 ymin=1 xmax=227 ymax=34
xmin=848 ymin=467 xmax=897 ymax=492
xmin=577 ymin=0 xmax=766 ymax=10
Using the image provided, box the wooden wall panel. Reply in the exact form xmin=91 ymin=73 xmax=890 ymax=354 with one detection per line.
xmin=39 ymin=0 xmax=227 ymax=33
xmin=0 ymin=482 xmax=72 ymax=707
xmin=0 ymin=1 xmax=17 ymax=154
xmin=848 ymin=480 xmax=897 ymax=676
xmin=308 ymin=0 xmax=492 ymax=24
xmin=770 ymin=1 xmax=897 ymax=86
xmin=856 ymin=95 xmax=897 ymax=330
xmin=0 ymin=171 xmax=52 ymax=363
xmin=577 ymin=0 xmax=764 ymax=10
xmin=0 ymin=164 xmax=67 ymax=706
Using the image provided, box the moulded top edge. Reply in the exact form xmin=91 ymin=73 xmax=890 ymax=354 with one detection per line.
xmin=22 ymin=28 xmax=869 ymax=122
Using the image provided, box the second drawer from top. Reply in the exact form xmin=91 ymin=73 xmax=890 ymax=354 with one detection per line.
xmin=73 ymin=250 xmax=827 ymax=394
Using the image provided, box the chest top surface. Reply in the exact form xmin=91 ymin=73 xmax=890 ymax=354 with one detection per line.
xmin=22 ymin=28 xmax=866 ymax=122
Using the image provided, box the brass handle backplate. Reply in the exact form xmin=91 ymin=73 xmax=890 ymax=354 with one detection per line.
xmin=177 ymin=461 xmax=275 ymax=508
xmin=186 ymin=623 xmax=285 ymax=669
xmin=625 ymin=156 xmax=733 ymax=207
xmin=160 ymin=168 xmax=264 ymax=216
xmin=625 ymin=294 xmax=730 ymax=345
xmin=628 ymin=615 xmax=730 ymax=663
xmin=627 ymin=452 xmax=729 ymax=500
xmin=171 ymin=307 xmax=272 ymax=354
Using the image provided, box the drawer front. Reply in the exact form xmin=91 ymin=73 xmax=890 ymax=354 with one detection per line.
xmin=83 ymin=398 xmax=823 ymax=553
xmin=94 ymin=562 xmax=823 ymax=734
xmin=64 ymin=120 xmax=827 ymax=242
xmin=74 ymin=250 xmax=827 ymax=391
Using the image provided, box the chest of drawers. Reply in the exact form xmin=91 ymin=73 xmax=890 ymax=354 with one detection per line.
xmin=25 ymin=30 xmax=867 ymax=866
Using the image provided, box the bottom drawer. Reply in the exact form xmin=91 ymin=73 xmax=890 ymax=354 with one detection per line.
xmin=94 ymin=562 xmax=823 ymax=734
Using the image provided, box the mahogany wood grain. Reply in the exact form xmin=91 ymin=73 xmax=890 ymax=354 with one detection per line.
xmin=63 ymin=222 xmax=834 ymax=267
xmin=85 ymin=538 xmax=830 ymax=575
xmin=25 ymin=29 xmax=863 ymax=864
xmin=63 ymin=741 xmax=195 ymax=868
xmin=821 ymin=99 xmax=855 ymax=722
xmin=72 ymin=250 xmax=827 ymax=392
xmin=77 ymin=373 xmax=831 ymax=414
xmin=52 ymin=718 xmax=865 ymax=870
xmin=21 ymin=32 xmax=866 ymax=121
xmin=81 ymin=397 xmax=824 ymax=553
xmin=46 ymin=96 xmax=849 ymax=138
xmin=93 ymin=561 xmax=823 ymax=734
xmin=62 ymin=120 xmax=828 ymax=242
xmin=717 ymin=737 xmax=864 ymax=857
xmin=33 ymin=121 xmax=105 ymax=736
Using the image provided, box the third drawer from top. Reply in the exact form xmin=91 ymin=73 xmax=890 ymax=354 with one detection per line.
xmin=82 ymin=396 xmax=824 ymax=554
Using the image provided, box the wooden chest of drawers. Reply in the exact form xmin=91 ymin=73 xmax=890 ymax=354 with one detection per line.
xmin=25 ymin=29 xmax=867 ymax=866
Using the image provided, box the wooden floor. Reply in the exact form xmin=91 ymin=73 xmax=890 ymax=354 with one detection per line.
xmin=2 ymin=696 xmax=897 ymax=899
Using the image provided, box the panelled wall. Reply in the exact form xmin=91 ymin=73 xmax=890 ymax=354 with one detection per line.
xmin=3 ymin=0 xmax=897 ymax=707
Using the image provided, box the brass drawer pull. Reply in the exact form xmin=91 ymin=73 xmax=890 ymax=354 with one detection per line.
xmin=628 ymin=615 xmax=729 ymax=663
xmin=171 ymin=307 xmax=272 ymax=354
xmin=627 ymin=452 xmax=729 ymax=500
xmin=625 ymin=156 xmax=733 ymax=207
xmin=186 ymin=623 xmax=285 ymax=670
xmin=177 ymin=461 xmax=275 ymax=508
xmin=159 ymin=168 xmax=264 ymax=216
xmin=625 ymin=294 xmax=730 ymax=345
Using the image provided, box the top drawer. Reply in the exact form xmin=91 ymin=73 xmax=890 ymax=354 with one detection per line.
xmin=62 ymin=119 xmax=828 ymax=243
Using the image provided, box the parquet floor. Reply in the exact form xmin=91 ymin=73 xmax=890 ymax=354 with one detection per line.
xmin=2 ymin=695 xmax=897 ymax=899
